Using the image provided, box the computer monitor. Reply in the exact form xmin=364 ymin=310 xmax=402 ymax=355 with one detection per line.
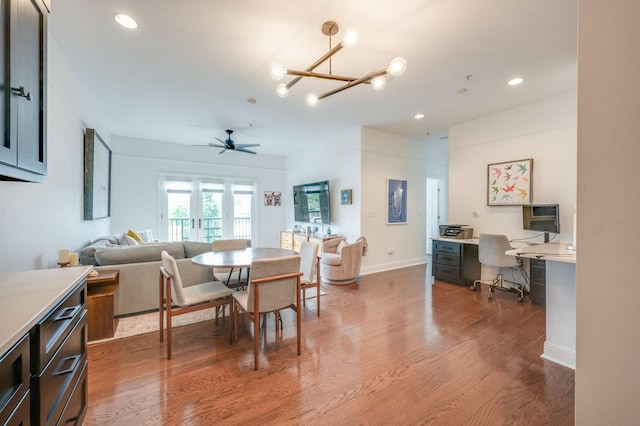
xmin=522 ymin=204 xmax=560 ymax=243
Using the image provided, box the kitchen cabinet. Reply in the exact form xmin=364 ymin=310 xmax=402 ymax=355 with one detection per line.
xmin=0 ymin=0 xmax=49 ymax=182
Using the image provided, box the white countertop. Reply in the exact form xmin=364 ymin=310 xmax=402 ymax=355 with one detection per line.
xmin=506 ymin=242 xmax=576 ymax=264
xmin=431 ymin=236 xmax=479 ymax=245
xmin=0 ymin=266 xmax=92 ymax=355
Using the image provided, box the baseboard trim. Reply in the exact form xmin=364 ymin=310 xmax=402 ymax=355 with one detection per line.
xmin=361 ymin=258 xmax=427 ymax=276
xmin=541 ymin=341 xmax=576 ymax=370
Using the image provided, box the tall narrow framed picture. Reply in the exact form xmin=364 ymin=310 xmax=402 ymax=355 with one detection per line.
xmin=387 ymin=178 xmax=407 ymax=224
xmin=84 ymin=128 xmax=112 ymax=220
xmin=487 ymin=158 xmax=532 ymax=206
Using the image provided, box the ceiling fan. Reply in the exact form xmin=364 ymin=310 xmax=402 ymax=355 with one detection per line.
xmin=197 ymin=129 xmax=260 ymax=154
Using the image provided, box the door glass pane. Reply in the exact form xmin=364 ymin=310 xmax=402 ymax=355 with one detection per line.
xmin=202 ymin=191 xmax=223 ymax=242
xmin=233 ymin=183 xmax=253 ymax=239
xmin=167 ymin=179 xmax=192 ymax=242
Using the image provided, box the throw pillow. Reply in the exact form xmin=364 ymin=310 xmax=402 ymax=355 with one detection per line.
xmin=122 ymin=235 xmax=139 ymax=246
xmin=136 ymin=229 xmax=154 ymax=243
xmin=337 ymin=240 xmax=349 ymax=254
xmin=126 ymin=229 xmax=143 ymax=242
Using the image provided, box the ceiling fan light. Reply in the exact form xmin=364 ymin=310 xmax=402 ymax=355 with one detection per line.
xmin=371 ymin=75 xmax=387 ymax=91
xmin=270 ymin=63 xmax=286 ymax=80
xmin=341 ymin=27 xmax=359 ymax=48
xmin=276 ymin=84 xmax=289 ymax=98
xmin=508 ymin=77 xmax=524 ymax=86
xmin=114 ymin=13 xmax=138 ymax=29
xmin=388 ymin=57 xmax=407 ymax=76
xmin=305 ymin=93 xmax=319 ymax=107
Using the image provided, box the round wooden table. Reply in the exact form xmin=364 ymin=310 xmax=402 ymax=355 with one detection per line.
xmin=191 ymin=247 xmax=296 ymax=268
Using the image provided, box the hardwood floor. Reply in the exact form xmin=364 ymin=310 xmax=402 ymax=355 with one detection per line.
xmin=85 ymin=265 xmax=574 ymax=425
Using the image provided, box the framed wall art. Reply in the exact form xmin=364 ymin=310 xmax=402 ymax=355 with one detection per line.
xmin=341 ymin=189 xmax=352 ymax=205
xmin=487 ymin=158 xmax=533 ymax=206
xmin=264 ymin=191 xmax=282 ymax=206
xmin=83 ymin=128 xmax=112 ymax=220
xmin=387 ymin=178 xmax=407 ymax=224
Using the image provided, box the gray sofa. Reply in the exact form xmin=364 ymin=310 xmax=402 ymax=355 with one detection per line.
xmin=81 ymin=236 xmax=213 ymax=316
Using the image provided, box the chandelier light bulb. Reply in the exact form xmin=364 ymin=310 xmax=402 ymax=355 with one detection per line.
xmin=270 ymin=63 xmax=286 ymax=80
xmin=341 ymin=27 xmax=359 ymax=48
xmin=305 ymin=93 xmax=319 ymax=107
xmin=276 ymin=84 xmax=289 ymax=98
xmin=388 ymin=57 xmax=407 ymax=76
xmin=371 ymin=75 xmax=387 ymax=91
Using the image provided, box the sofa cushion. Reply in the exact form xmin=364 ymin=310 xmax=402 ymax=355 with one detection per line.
xmin=79 ymin=235 xmax=120 ymax=265
xmin=320 ymin=252 xmax=341 ymax=266
xmin=95 ymin=242 xmax=186 ymax=265
xmin=183 ymin=241 xmax=212 ymax=258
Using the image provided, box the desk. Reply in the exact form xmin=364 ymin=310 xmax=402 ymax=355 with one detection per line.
xmin=431 ymin=237 xmax=481 ymax=286
xmin=507 ymin=242 xmax=576 ymax=369
xmin=192 ymin=248 xmax=296 ymax=269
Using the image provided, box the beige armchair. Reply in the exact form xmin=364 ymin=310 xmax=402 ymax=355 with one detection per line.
xmin=320 ymin=236 xmax=367 ymax=285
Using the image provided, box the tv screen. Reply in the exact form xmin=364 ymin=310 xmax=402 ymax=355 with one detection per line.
xmin=522 ymin=204 xmax=560 ymax=241
xmin=293 ymin=181 xmax=330 ymax=224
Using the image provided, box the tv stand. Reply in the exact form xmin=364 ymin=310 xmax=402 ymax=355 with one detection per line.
xmin=280 ymin=231 xmax=338 ymax=254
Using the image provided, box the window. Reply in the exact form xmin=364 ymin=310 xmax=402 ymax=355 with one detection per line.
xmin=161 ymin=176 xmax=254 ymax=243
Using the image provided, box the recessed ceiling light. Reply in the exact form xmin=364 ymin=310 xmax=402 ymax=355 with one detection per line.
xmin=114 ymin=14 xmax=138 ymax=29
xmin=414 ymin=113 xmax=425 ymax=120
xmin=508 ymin=77 xmax=524 ymax=86
xmin=456 ymin=88 xmax=468 ymax=95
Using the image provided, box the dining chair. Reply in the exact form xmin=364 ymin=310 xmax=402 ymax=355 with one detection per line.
xmin=299 ymin=241 xmax=321 ymax=316
xmin=159 ymin=250 xmax=233 ymax=359
xmin=231 ymin=255 xmax=302 ymax=370
xmin=212 ymin=239 xmax=251 ymax=288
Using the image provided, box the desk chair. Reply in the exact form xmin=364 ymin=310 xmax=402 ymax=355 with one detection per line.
xmin=470 ymin=234 xmax=529 ymax=303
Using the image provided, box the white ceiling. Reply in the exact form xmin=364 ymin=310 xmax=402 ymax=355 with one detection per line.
xmin=49 ymin=0 xmax=578 ymax=156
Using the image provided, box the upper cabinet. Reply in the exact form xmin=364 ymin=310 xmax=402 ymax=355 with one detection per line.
xmin=0 ymin=0 xmax=48 ymax=182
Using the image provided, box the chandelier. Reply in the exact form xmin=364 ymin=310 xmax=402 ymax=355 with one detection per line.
xmin=270 ymin=21 xmax=407 ymax=107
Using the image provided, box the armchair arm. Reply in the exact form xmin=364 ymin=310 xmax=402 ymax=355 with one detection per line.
xmin=322 ymin=237 xmax=345 ymax=254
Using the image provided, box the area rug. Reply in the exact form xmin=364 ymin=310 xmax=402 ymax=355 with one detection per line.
xmin=89 ymin=288 xmax=326 ymax=344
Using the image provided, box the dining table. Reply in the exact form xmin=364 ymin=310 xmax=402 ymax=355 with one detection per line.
xmin=191 ymin=247 xmax=297 ymax=287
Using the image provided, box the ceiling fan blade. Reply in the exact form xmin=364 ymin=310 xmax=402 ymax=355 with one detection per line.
xmin=236 ymin=148 xmax=257 ymax=154
xmin=218 ymin=148 xmax=227 ymax=154
xmin=215 ymin=137 xmax=226 ymax=144
xmin=234 ymin=143 xmax=261 ymax=149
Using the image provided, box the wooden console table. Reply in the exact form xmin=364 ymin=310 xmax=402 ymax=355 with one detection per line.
xmin=87 ymin=269 xmax=120 ymax=341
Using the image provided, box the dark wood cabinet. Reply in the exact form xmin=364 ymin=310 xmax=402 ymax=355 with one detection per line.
xmin=0 ymin=0 xmax=48 ymax=182
xmin=432 ymin=239 xmax=481 ymax=286
xmin=0 ymin=334 xmax=30 ymax=425
xmin=529 ymin=258 xmax=546 ymax=306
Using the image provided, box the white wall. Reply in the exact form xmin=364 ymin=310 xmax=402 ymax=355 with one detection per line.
xmin=361 ymin=128 xmax=448 ymax=273
xmin=576 ymin=1 xmax=640 ymax=423
xmin=0 ymin=36 xmax=111 ymax=272
xmin=285 ymin=128 xmax=363 ymax=237
xmin=449 ymin=93 xmax=577 ymax=243
xmin=110 ymin=136 xmax=287 ymax=248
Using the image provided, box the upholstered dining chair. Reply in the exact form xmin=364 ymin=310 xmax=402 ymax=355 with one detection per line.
xmin=159 ymin=250 xmax=233 ymax=359
xmin=212 ymin=239 xmax=251 ymax=288
xmin=231 ymin=255 xmax=302 ymax=370
xmin=299 ymin=241 xmax=321 ymax=316
xmin=470 ymin=234 xmax=529 ymax=303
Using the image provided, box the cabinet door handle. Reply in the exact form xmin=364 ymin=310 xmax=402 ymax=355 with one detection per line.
xmin=53 ymin=305 xmax=80 ymax=322
xmin=54 ymin=354 xmax=81 ymax=376
xmin=11 ymin=86 xmax=31 ymax=101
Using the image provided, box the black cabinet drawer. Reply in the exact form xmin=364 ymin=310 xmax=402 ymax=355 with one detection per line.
xmin=530 ymin=259 xmax=546 ymax=283
xmin=433 ymin=241 xmax=461 ymax=255
xmin=434 ymin=252 xmax=461 ymax=267
xmin=2 ymin=389 xmax=29 ymax=426
xmin=32 ymin=311 xmax=87 ymax=426
xmin=0 ymin=334 xmax=29 ymax=425
xmin=57 ymin=362 xmax=87 ymax=426
xmin=530 ymin=282 xmax=546 ymax=306
xmin=31 ymin=281 xmax=86 ymax=373
xmin=433 ymin=263 xmax=461 ymax=283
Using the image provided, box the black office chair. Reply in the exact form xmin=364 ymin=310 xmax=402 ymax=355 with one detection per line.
xmin=470 ymin=234 xmax=529 ymax=303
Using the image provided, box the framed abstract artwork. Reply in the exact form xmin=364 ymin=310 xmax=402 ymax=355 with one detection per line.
xmin=487 ymin=158 xmax=533 ymax=206
xmin=387 ymin=178 xmax=407 ymax=224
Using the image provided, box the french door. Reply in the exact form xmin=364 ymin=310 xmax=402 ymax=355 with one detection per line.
xmin=161 ymin=176 xmax=254 ymax=243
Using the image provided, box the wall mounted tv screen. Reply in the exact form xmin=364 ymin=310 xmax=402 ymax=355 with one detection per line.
xmin=293 ymin=180 xmax=331 ymax=224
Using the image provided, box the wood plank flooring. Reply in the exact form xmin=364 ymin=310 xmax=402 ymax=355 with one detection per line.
xmin=85 ymin=265 xmax=574 ymax=425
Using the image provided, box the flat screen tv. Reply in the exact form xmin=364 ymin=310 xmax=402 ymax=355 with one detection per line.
xmin=293 ymin=180 xmax=331 ymax=225
xmin=522 ymin=204 xmax=560 ymax=242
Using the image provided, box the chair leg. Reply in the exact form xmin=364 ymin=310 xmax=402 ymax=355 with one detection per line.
xmin=159 ymin=273 xmax=164 ymax=342
xmin=254 ymin=310 xmax=260 ymax=370
xmin=166 ymin=279 xmax=173 ymax=360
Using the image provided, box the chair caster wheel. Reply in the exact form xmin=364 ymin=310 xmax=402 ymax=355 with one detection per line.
xmin=517 ymin=296 xmax=524 ymax=303
xmin=488 ymin=294 xmax=493 ymax=301
xmin=470 ymin=285 xmax=477 ymax=291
